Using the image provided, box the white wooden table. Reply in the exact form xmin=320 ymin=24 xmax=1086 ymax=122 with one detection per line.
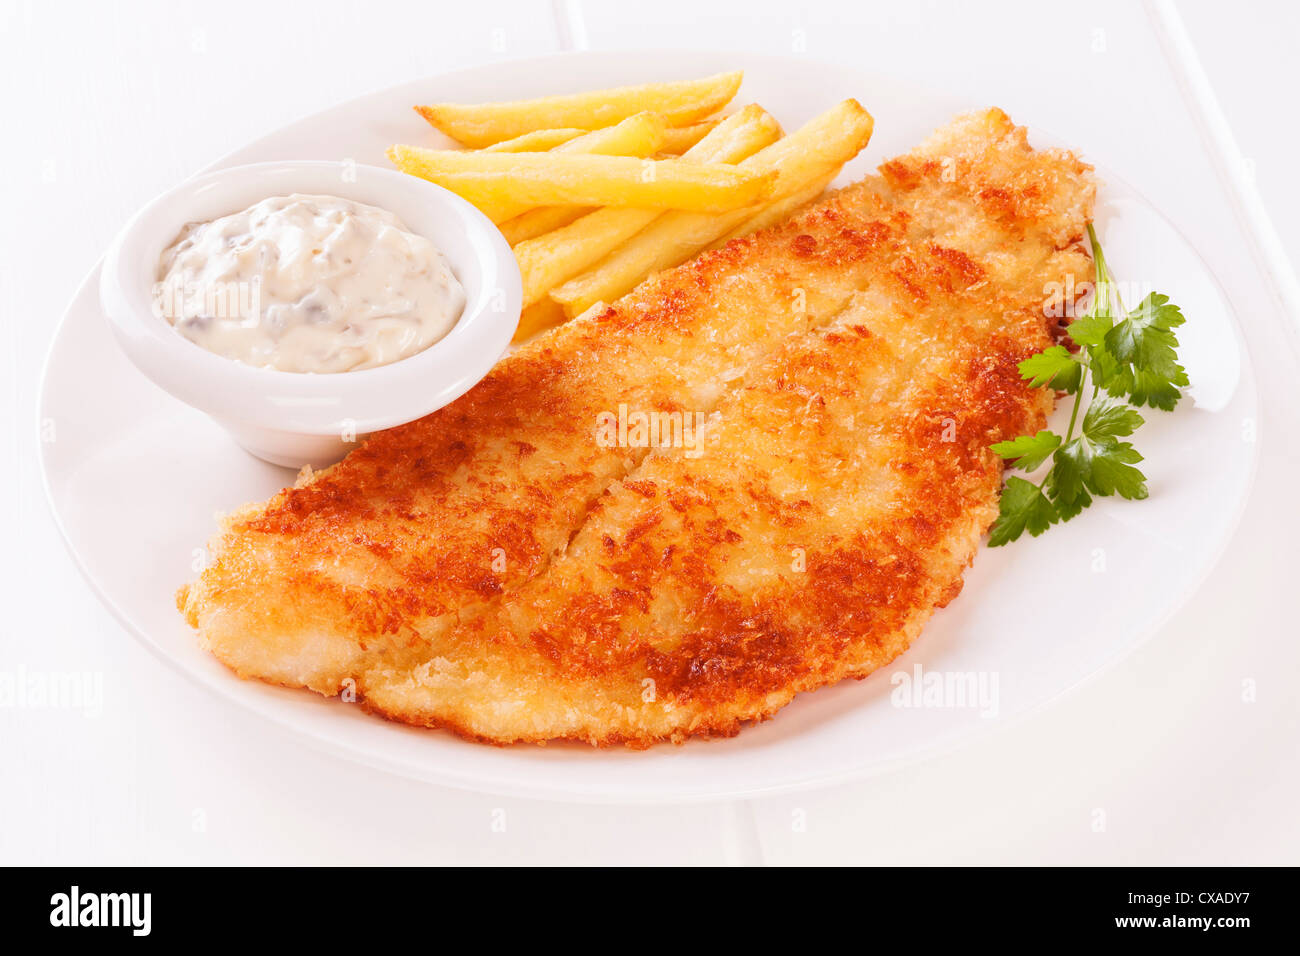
xmin=2 ymin=0 xmax=1297 ymax=865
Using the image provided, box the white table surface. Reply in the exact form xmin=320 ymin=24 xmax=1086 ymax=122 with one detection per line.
xmin=3 ymin=0 xmax=1297 ymax=865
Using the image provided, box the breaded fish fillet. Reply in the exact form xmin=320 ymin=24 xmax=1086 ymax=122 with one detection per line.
xmin=180 ymin=108 xmax=1095 ymax=746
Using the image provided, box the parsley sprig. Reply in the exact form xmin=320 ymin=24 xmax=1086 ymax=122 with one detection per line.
xmin=987 ymin=225 xmax=1188 ymax=546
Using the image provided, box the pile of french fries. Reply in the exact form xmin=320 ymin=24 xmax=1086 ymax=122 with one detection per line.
xmin=387 ymin=72 xmax=874 ymax=342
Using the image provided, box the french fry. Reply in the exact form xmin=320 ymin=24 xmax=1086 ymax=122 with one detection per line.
xmin=513 ymin=106 xmax=781 ymax=306
xmin=711 ymin=172 xmax=837 ymax=247
xmin=574 ymin=300 xmax=608 ymax=323
xmin=395 ymin=113 xmax=665 ymax=223
xmin=513 ymin=297 xmax=567 ymax=343
xmin=659 ymin=118 xmax=722 ymax=155
xmin=496 ymin=115 xmax=736 ymax=244
xmin=483 ymin=128 xmax=587 ymax=152
xmin=499 ymin=207 xmax=590 ymax=245
xmin=388 ymin=146 xmax=776 ymax=219
xmin=415 ymin=71 xmax=743 ymax=148
xmin=392 ymin=113 xmax=668 ymax=222
xmin=680 ymin=105 xmax=782 ymax=164
xmin=390 ymin=112 xmax=670 ymax=222
xmin=548 ymin=115 xmax=663 ymax=157
xmin=483 ymin=114 xmax=670 ymax=226
xmin=549 ymin=99 xmax=873 ymax=315
xmin=514 ymin=299 xmax=608 ymax=345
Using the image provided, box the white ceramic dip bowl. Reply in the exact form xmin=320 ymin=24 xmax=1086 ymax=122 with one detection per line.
xmin=100 ymin=160 xmax=521 ymax=467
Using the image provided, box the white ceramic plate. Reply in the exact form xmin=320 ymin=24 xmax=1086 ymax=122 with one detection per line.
xmin=39 ymin=51 xmax=1258 ymax=803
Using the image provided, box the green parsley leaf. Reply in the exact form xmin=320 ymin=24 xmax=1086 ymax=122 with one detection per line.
xmin=1087 ymin=439 xmax=1149 ymax=499
xmin=1065 ymin=283 xmax=1114 ymax=348
xmin=1018 ymin=345 xmax=1083 ymax=392
xmin=1048 ymin=481 xmax=1092 ymax=521
xmin=1066 ymin=312 xmax=1111 ymax=349
xmin=1052 ymin=436 xmax=1148 ymax=502
xmin=987 ymin=476 xmax=1058 ymax=547
xmin=1082 ymin=395 xmax=1144 ymax=440
xmin=1101 ymin=292 xmax=1188 ymax=409
xmin=1044 ymin=438 xmax=1088 ymax=512
xmin=991 ymin=429 xmax=1062 ymax=472
xmin=1125 ymin=368 xmax=1187 ymax=412
xmin=1087 ymin=341 xmax=1126 ymax=394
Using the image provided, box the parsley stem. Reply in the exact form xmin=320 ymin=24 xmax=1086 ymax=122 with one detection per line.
xmin=1064 ymin=376 xmax=1084 ymax=442
xmin=1086 ymin=222 xmax=1126 ymax=314
xmin=1075 ymin=223 xmax=1108 ymax=430
xmin=1086 ymin=223 xmax=1108 ymax=282
xmin=1087 ymin=223 xmax=1116 ymax=296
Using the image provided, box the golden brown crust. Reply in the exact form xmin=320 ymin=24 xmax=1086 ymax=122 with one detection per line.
xmin=181 ymin=108 xmax=1095 ymax=746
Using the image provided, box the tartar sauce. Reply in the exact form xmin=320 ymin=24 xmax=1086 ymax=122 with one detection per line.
xmin=154 ymin=194 xmax=465 ymax=373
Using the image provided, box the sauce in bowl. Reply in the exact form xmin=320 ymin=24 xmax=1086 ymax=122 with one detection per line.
xmin=154 ymin=193 xmax=465 ymax=373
